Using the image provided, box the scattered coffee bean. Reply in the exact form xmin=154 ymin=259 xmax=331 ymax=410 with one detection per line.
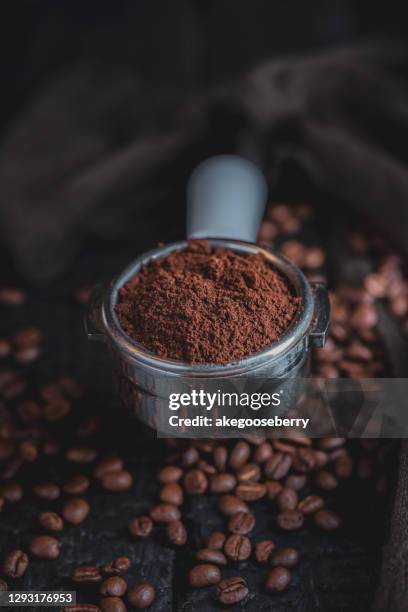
xmin=298 ymin=495 xmax=325 ymax=515
xmin=158 ymin=465 xmax=183 ymax=483
xmin=206 ymin=532 xmax=226 ymax=551
xmin=62 ymin=474 xmax=90 ymax=495
xmin=253 ymin=441 xmax=273 ymax=464
xmin=224 ymin=534 xmax=251 ymax=561
xmin=255 ymin=540 xmax=275 ymax=564
xmin=285 ymin=474 xmax=307 ymax=491
xmin=3 ymin=549 xmax=28 ymax=578
xmin=0 ymin=287 xmax=25 ymax=305
xmin=196 ymin=548 xmax=227 ymax=565
xmin=62 ymin=497 xmax=90 ymax=525
xmin=129 ymin=516 xmax=153 ymax=538
xmin=150 ymin=503 xmax=181 ymax=523
xmin=66 ymin=446 xmax=97 ymax=463
xmin=160 ymin=483 xmax=183 ymax=506
xmin=230 ymin=441 xmax=251 ymax=470
xmin=315 ymin=470 xmax=338 ymax=491
xmin=94 ymin=457 xmax=124 ymax=479
xmin=265 ymin=566 xmax=291 ymax=592
xmin=71 ymin=565 xmax=102 ymax=583
xmin=218 ymin=495 xmax=248 ymax=517
xmin=181 ymin=446 xmax=199 ymax=467
xmin=0 ymin=339 xmax=11 ymax=358
xmin=29 ymin=535 xmax=60 ymax=559
xmin=264 ymin=453 xmax=292 ymax=479
xmin=127 ymin=581 xmax=155 ymax=608
xmin=271 ymin=547 xmax=299 ymax=568
xmin=101 ymin=557 xmax=131 ymax=576
xmin=39 ymin=511 xmax=64 ymax=532
xmin=237 ymin=463 xmax=260 ymax=482
xmin=213 ymin=446 xmax=228 ymax=472
xmin=228 ymin=511 xmax=255 ymax=535
xmin=210 ymin=473 xmax=236 ymax=494
xmin=265 ymin=480 xmax=283 ymax=500
xmin=0 ymin=482 xmax=23 ymax=502
xmin=277 ymin=487 xmax=298 ymax=511
xmin=100 ymin=598 xmax=126 ymax=612
xmin=100 ymin=576 xmax=127 ymax=597
xmin=277 ymin=510 xmax=304 ymax=530
xmin=235 ymin=482 xmax=266 ymax=502
xmin=188 ymin=564 xmax=221 ymax=588
xmin=102 ymin=470 xmax=133 ymax=492
xmin=314 ymin=509 xmax=342 ymax=531
xmin=217 ymin=576 xmax=248 ymax=605
xmin=183 ymin=469 xmax=208 ymax=495
xmin=167 ymin=520 xmax=187 ymax=546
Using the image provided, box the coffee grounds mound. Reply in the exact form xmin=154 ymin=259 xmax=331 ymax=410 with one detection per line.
xmin=116 ymin=240 xmax=300 ymax=364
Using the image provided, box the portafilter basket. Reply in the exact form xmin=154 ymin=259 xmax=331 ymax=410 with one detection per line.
xmin=86 ymin=156 xmax=330 ymax=430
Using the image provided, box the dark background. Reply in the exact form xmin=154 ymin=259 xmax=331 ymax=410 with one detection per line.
xmin=1 ymin=0 xmax=408 ymax=132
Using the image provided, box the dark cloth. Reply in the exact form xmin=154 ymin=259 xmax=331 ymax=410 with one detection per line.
xmin=1 ymin=43 xmax=408 ymax=282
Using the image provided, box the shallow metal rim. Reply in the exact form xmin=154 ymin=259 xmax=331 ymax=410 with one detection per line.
xmin=101 ymin=239 xmax=315 ymax=377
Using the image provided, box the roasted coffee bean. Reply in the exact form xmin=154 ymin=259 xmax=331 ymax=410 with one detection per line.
xmin=230 ymin=441 xmax=250 ymax=470
xmin=273 ymin=440 xmax=297 ymax=456
xmin=314 ymin=509 xmax=341 ymax=531
xmin=66 ymin=446 xmax=97 ymax=463
xmin=298 ymin=495 xmax=325 ymax=515
xmin=102 ymin=470 xmax=133 ymax=492
xmin=277 ymin=487 xmax=298 ymax=512
xmin=210 ymin=473 xmax=236 ymax=494
xmin=101 ymin=557 xmax=131 ymax=576
xmin=19 ymin=440 xmax=38 ymax=462
xmin=235 ymin=482 xmax=266 ymax=501
xmin=206 ymin=531 xmax=226 ymax=551
xmin=315 ymin=470 xmax=338 ymax=491
xmin=100 ymin=598 xmax=126 ymax=612
xmin=254 ymin=540 xmax=275 ymax=564
xmin=63 ymin=475 xmax=90 ymax=495
xmin=218 ymin=495 xmax=248 ymax=517
xmin=0 ymin=287 xmax=25 ymax=305
xmin=224 ymin=534 xmax=252 ymax=561
xmin=265 ymin=480 xmax=283 ymax=500
xmin=129 ymin=516 xmax=153 ymax=538
xmin=39 ymin=511 xmax=64 ymax=532
xmin=127 ymin=581 xmax=156 ymax=608
xmin=197 ymin=459 xmax=217 ymax=475
xmin=188 ymin=564 xmax=221 ymax=588
xmin=293 ymin=447 xmax=316 ymax=472
xmin=271 ymin=547 xmax=299 ymax=568
xmin=277 ymin=510 xmax=304 ymax=531
xmin=228 ymin=511 xmax=255 ymax=535
xmin=0 ymin=578 xmax=7 ymax=590
xmin=94 ymin=457 xmax=124 ymax=479
xmin=0 ymin=482 xmax=23 ymax=502
xmin=319 ymin=437 xmax=346 ymax=451
xmin=217 ymin=576 xmax=248 ymax=605
xmin=167 ymin=520 xmax=187 ymax=546
xmin=213 ymin=446 xmax=228 ymax=472
xmin=0 ymin=339 xmax=11 ymax=358
xmin=253 ymin=441 xmax=273 ymax=464
xmin=29 ymin=535 xmax=60 ymax=559
xmin=63 ymin=497 xmax=90 ymax=525
xmin=265 ymin=566 xmax=291 ymax=592
xmin=351 ymin=303 xmax=377 ymax=329
xmin=15 ymin=346 xmax=41 ymax=365
xmin=160 ymin=483 xmax=183 ymax=506
xmin=100 ymin=576 xmax=127 ymax=597
xmin=237 ymin=463 xmax=260 ymax=483
xmin=71 ymin=565 xmax=102 ymax=583
xmin=313 ymin=450 xmax=329 ymax=469
xmin=196 ymin=548 xmax=227 ymax=565
xmin=183 ymin=469 xmax=208 ymax=494
xmin=285 ymin=474 xmax=307 ymax=491
xmin=3 ymin=549 xmax=28 ymax=578
xmin=150 ymin=503 xmax=181 ymax=523
xmin=14 ymin=326 xmax=41 ymax=347
xmin=181 ymin=447 xmax=199 ymax=467
xmin=264 ymin=453 xmax=292 ymax=479
xmin=158 ymin=465 xmax=183 ymax=483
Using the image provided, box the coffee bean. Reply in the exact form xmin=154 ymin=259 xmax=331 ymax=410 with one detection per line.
xmin=100 ymin=598 xmax=126 ymax=612
xmin=66 ymin=446 xmax=97 ymax=463
xmin=15 ymin=346 xmax=41 ymax=364
xmin=127 ymin=581 xmax=155 ymax=608
xmin=237 ymin=463 xmax=260 ymax=483
xmin=315 ymin=470 xmax=338 ymax=491
xmin=29 ymin=535 xmax=60 ymax=559
xmin=285 ymin=474 xmax=307 ymax=491
xmin=271 ymin=547 xmax=299 ymax=568
xmin=230 ymin=441 xmax=250 ymax=470
xmin=206 ymin=532 xmax=226 ymax=551
xmin=277 ymin=487 xmax=298 ymax=511
xmin=265 ymin=480 xmax=283 ymax=500
xmin=224 ymin=534 xmax=252 ymax=561
xmin=3 ymin=549 xmax=28 ymax=578
xmin=253 ymin=441 xmax=273 ymax=464
xmin=218 ymin=495 xmax=248 ymax=517
xmin=217 ymin=576 xmax=248 ymax=605
xmin=277 ymin=510 xmax=304 ymax=530
xmin=235 ymin=482 xmax=266 ymax=502
xmin=63 ymin=475 xmax=90 ymax=495
xmin=293 ymin=447 xmax=316 ymax=472
xmin=196 ymin=549 xmax=227 ymax=565
xmin=264 ymin=453 xmax=292 ymax=479
xmin=94 ymin=457 xmax=124 ymax=479
xmin=101 ymin=557 xmax=131 ymax=576
xmin=183 ymin=469 xmax=208 ymax=495
xmin=0 ymin=287 xmax=25 ymax=305
xmin=62 ymin=606 xmax=101 ymax=612
xmin=167 ymin=520 xmax=187 ymax=546
xmin=351 ymin=303 xmax=377 ymax=329
xmin=150 ymin=503 xmax=181 ymax=523
xmin=188 ymin=564 xmax=221 ymax=588
xmin=228 ymin=511 xmax=255 ymax=535
xmin=129 ymin=516 xmax=153 ymax=538
xmin=181 ymin=447 xmax=199 ymax=467
xmin=39 ymin=511 xmax=64 ymax=532
xmin=265 ymin=566 xmax=291 ymax=592
xmin=0 ymin=339 xmax=11 ymax=358
xmin=197 ymin=459 xmax=216 ymax=475
xmin=213 ymin=446 xmax=228 ymax=472
xmin=71 ymin=565 xmax=102 ymax=583
xmin=63 ymin=497 xmax=90 ymax=525
xmin=19 ymin=440 xmax=38 ymax=462
xmin=0 ymin=482 xmax=23 ymax=502
xmin=298 ymin=495 xmax=325 ymax=515
xmin=100 ymin=576 xmax=127 ymax=597
xmin=160 ymin=483 xmax=183 ymax=506
xmin=314 ymin=509 xmax=342 ymax=531
xmin=254 ymin=540 xmax=275 ymax=564
xmin=210 ymin=473 xmax=236 ymax=494
xmin=158 ymin=465 xmax=183 ymax=483
xmin=102 ymin=470 xmax=133 ymax=492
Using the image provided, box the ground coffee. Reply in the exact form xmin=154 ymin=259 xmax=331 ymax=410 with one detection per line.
xmin=115 ymin=240 xmax=299 ymax=364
